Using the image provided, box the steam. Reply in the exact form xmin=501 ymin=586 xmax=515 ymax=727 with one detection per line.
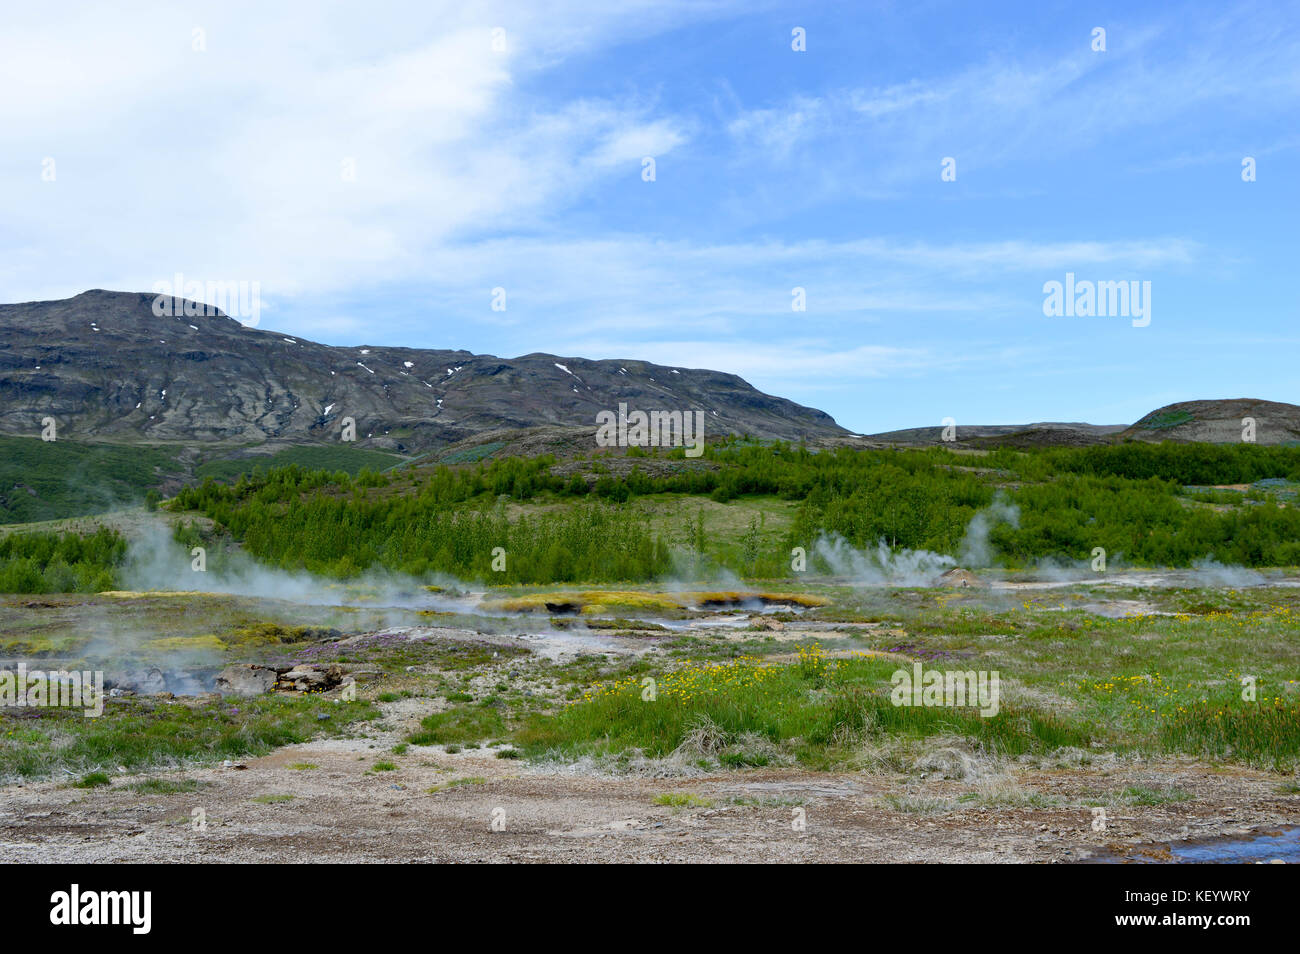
xmin=120 ymin=519 xmax=477 ymax=614
xmin=956 ymin=496 xmax=1019 ymax=568
xmin=809 ymin=496 xmax=1021 ymax=586
xmin=1189 ymin=557 xmax=1265 ymax=587
xmin=812 ymin=534 xmax=955 ymax=586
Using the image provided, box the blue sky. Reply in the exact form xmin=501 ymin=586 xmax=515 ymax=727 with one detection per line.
xmin=3 ymin=1 xmax=1297 ymax=433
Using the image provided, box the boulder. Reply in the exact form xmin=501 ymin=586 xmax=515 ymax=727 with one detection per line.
xmin=275 ymin=664 xmax=347 ymax=694
xmin=214 ymin=664 xmax=280 ymax=697
xmin=937 ymin=568 xmax=984 ymax=588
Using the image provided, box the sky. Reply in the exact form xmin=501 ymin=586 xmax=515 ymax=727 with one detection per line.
xmin=2 ymin=0 xmax=1297 ymax=434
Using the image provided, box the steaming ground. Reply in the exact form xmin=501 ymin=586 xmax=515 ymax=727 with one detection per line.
xmin=3 ymin=608 xmax=1297 ymax=863
xmin=3 ymin=587 xmax=1298 ymax=862
xmin=4 ymin=513 xmax=1300 ymax=863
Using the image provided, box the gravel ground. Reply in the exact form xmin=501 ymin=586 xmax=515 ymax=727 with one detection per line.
xmin=2 ymin=740 xmax=1296 ymax=863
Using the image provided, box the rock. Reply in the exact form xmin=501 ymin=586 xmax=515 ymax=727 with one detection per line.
xmin=214 ymin=664 xmax=280 ymax=697
xmin=119 ymin=667 xmax=167 ymax=694
xmin=756 ymin=617 xmax=785 ymax=631
xmin=937 ymin=568 xmax=984 ymax=588
xmin=271 ymin=663 xmax=348 ymax=694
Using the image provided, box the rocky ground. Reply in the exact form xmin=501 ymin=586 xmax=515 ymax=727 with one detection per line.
xmin=2 ymin=685 xmax=1296 ymax=863
xmin=2 ymin=744 xmax=1295 ymax=864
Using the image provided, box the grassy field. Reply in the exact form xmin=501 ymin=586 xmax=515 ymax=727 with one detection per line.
xmin=6 ymin=579 xmax=1295 ymax=784
xmin=192 ymin=444 xmax=402 ymax=482
xmin=0 ymin=436 xmax=183 ymax=524
xmin=1 ymin=694 xmax=378 ymax=780
xmin=3 ymin=437 xmax=1300 ymax=790
xmin=500 ymin=586 xmax=1300 ymax=773
xmin=0 ymin=435 xmax=404 ymax=526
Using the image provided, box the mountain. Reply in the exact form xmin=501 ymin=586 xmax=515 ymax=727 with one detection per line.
xmin=863 ymin=421 xmax=1126 ymax=447
xmin=862 ymin=400 xmax=1300 ymax=448
xmin=0 ymin=290 xmax=848 ymax=453
xmin=1117 ymin=399 xmax=1300 ymax=445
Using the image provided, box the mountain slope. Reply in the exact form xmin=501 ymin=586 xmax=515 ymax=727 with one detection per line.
xmin=864 ymin=421 xmax=1125 ymax=446
xmin=1118 ymin=399 xmax=1300 ymax=445
xmin=0 ymin=290 xmax=847 ymax=452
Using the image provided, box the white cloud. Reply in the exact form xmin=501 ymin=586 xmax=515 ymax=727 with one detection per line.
xmin=0 ymin=0 xmax=723 ymax=302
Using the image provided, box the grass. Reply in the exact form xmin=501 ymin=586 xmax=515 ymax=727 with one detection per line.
xmin=515 ymin=648 xmax=1091 ymax=767
xmin=72 ymin=771 xmax=112 ymax=788
xmin=0 ymin=437 xmax=401 ymax=526
xmin=0 ymin=695 xmax=379 ymax=782
xmin=0 ymin=592 xmax=398 ymax=662
xmin=438 ymin=442 xmax=507 ymax=465
xmin=0 ymin=436 xmax=183 ymax=525
xmin=5 ymin=560 xmax=1300 ymax=791
xmin=1159 ymin=702 xmax=1300 ymax=771
xmin=194 ymin=445 xmax=402 ymax=483
xmin=251 ymin=793 xmax=295 ymax=804
xmin=426 ymin=776 xmax=486 ymax=793
xmin=483 ymin=588 xmax=827 ymax=615
xmin=1121 ymin=785 xmax=1193 ymax=806
xmin=407 ymin=704 xmax=507 ymax=746
xmin=1140 ymin=410 xmax=1195 ymax=430
xmin=652 ymin=792 xmax=713 ymax=808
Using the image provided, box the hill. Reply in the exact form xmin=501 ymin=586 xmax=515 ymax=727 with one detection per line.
xmin=0 ymin=290 xmax=847 ymax=454
xmin=1119 ymin=399 xmax=1300 ymax=446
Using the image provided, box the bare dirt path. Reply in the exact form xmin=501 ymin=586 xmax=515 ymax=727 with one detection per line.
xmin=2 ymin=742 xmax=1295 ymax=863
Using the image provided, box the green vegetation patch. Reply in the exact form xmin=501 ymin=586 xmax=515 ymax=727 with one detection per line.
xmin=194 ymin=445 xmax=402 ymax=483
xmin=0 ymin=526 xmax=126 ymax=593
xmin=0 ymin=436 xmax=182 ymax=525
xmin=407 ymin=704 xmax=507 ymax=746
xmin=515 ymin=649 xmax=1091 ymax=767
xmin=0 ymin=695 xmax=378 ymax=781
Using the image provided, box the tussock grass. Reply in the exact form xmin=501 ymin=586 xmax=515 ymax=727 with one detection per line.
xmin=407 ymin=704 xmax=507 ymax=746
xmin=0 ymin=696 xmax=378 ymax=782
xmin=71 ymin=771 xmax=112 ymax=788
xmin=1121 ymin=785 xmax=1192 ymax=806
xmin=515 ymin=649 xmax=1089 ymax=768
xmin=652 ymin=792 xmax=713 ymax=808
xmin=1159 ymin=702 xmax=1300 ymax=770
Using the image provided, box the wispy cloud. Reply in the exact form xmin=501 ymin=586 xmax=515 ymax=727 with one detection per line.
xmin=2 ymin=1 xmax=1295 ymax=433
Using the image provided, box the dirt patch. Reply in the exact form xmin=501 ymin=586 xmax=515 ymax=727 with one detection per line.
xmin=2 ymin=746 xmax=1295 ymax=863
